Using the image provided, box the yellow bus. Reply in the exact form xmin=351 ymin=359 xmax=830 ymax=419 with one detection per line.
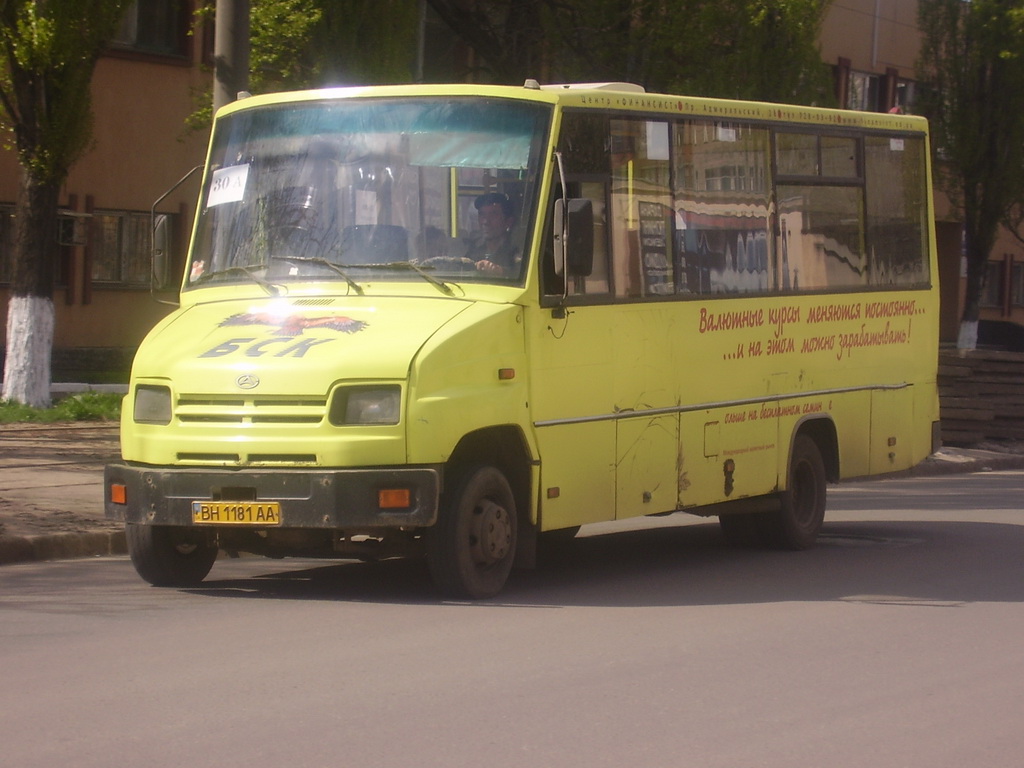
xmin=105 ymin=81 xmax=940 ymax=598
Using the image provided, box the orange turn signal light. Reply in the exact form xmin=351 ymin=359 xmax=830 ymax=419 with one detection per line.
xmin=378 ymin=488 xmax=411 ymax=509
xmin=110 ymin=483 xmax=127 ymax=505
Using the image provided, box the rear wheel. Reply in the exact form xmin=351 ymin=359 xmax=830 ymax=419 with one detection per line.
xmin=126 ymin=524 xmax=219 ymax=587
xmin=426 ymin=465 xmax=517 ymax=599
xmin=760 ymin=434 xmax=827 ymax=550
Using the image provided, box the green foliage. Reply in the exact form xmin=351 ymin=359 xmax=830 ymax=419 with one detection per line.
xmin=248 ymin=0 xmax=421 ymax=91
xmin=186 ymin=0 xmax=326 ymax=132
xmin=237 ymin=0 xmax=829 ymax=103
xmin=251 ymin=0 xmax=323 ymax=92
xmin=426 ymin=0 xmax=833 ymax=105
xmin=311 ymin=0 xmax=420 ymax=86
xmin=917 ymin=0 xmax=1024 ymax=329
xmin=687 ymin=0 xmax=834 ymax=103
xmin=0 ymin=0 xmax=132 ymax=183
xmin=186 ymin=0 xmax=421 ymax=131
xmin=0 ymin=392 xmax=122 ymax=423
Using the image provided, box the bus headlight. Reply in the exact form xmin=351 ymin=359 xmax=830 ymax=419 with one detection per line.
xmin=329 ymin=385 xmax=401 ymax=425
xmin=134 ymin=385 xmax=172 ymax=425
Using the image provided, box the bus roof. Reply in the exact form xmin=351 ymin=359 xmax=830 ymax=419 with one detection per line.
xmin=216 ymin=81 xmax=928 ymax=134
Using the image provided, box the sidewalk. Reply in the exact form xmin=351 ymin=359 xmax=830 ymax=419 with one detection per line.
xmin=0 ymin=422 xmax=125 ymax=565
xmin=3 ymin=422 xmax=1024 ymax=566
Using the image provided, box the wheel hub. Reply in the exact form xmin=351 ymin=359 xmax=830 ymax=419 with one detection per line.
xmin=469 ymin=499 xmax=513 ymax=565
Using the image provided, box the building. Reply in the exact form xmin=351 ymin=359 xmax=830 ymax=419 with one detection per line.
xmin=0 ymin=0 xmax=1013 ymax=382
xmin=0 ymin=0 xmax=211 ymax=381
xmin=819 ymin=0 xmax=969 ymax=345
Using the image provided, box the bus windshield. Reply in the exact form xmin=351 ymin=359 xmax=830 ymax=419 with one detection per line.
xmin=188 ymin=97 xmax=551 ymax=290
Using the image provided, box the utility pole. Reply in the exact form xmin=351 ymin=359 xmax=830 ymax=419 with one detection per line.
xmin=213 ymin=0 xmax=250 ymax=112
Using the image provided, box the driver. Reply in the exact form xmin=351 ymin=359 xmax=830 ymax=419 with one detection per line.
xmin=465 ymin=192 xmax=518 ymax=275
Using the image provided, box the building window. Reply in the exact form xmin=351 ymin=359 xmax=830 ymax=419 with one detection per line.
xmin=1012 ymin=262 xmax=1024 ymax=306
xmin=894 ymin=80 xmax=916 ymax=113
xmin=91 ymin=211 xmax=163 ymax=287
xmin=111 ymin=0 xmax=188 ymax=58
xmin=981 ymin=260 xmax=1004 ymax=307
xmin=848 ymin=71 xmax=880 ymax=111
xmin=0 ymin=205 xmax=85 ymax=286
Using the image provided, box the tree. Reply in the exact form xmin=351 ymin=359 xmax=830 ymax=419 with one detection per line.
xmin=424 ymin=0 xmax=833 ymax=105
xmin=681 ymin=0 xmax=834 ymax=102
xmin=215 ymin=1 xmax=830 ymax=104
xmin=309 ymin=0 xmax=421 ymax=86
xmin=0 ymin=0 xmax=131 ymax=406
xmin=424 ymin=0 xmax=545 ymax=84
xmin=187 ymin=0 xmax=421 ymax=131
xmin=917 ymin=0 xmax=1024 ymax=349
xmin=248 ymin=0 xmax=420 ymax=90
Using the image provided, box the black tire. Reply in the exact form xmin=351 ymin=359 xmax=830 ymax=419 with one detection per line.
xmin=760 ymin=434 xmax=827 ymax=550
xmin=426 ymin=465 xmax=517 ymax=599
xmin=126 ymin=524 xmax=219 ymax=587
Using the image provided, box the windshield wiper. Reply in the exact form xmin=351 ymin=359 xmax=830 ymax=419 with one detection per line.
xmin=347 ymin=261 xmax=456 ymax=296
xmin=191 ymin=265 xmax=284 ymax=296
xmin=273 ymin=256 xmax=364 ymax=295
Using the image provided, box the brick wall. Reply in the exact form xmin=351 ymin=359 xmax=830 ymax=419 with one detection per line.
xmin=938 ymin=350 xmax=1024 ymax=445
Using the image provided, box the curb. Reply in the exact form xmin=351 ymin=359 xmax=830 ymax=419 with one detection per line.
xmin=902 ymin=453 xmax=1024 ymax=478
xmin=0 ymin=530 xmax=127 ymax=566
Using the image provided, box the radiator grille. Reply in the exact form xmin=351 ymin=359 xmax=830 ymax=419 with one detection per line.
xmin=175 ymin=394 xmax=327 ymax=425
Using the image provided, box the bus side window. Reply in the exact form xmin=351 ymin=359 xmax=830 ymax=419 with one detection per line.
xmin=673 ymin=121 xmax=772 ymax=295
xmin=610 ymin=119 xmax=674 ymax=298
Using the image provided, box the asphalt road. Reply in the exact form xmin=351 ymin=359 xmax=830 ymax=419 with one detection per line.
xmin=2 ymin=470 xmax=1023 ymax=768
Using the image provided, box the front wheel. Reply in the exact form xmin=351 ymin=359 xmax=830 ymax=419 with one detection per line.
xmin=126 ymin=524 xmax=219 ymax=587
xmin=760 ymin=434 xmax=827 ymax=550
xmin=425 ymin=465 xmax=517 ymax=599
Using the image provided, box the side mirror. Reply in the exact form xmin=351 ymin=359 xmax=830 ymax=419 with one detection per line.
xmin=553 ymin=198 xmax=594 ymax=277
xmin=150 ymin=164 xmax=201 ymax=306
xmin=152 ymin=213 xmax=170 ymax=290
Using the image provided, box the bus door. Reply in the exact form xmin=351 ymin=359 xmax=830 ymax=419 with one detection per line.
xmin=530 ymin=177 xmax=618 ymax=531
xmin=532 ymin=168 xmax=682 ymax=527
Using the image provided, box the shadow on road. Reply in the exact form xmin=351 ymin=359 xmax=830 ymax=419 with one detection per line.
xmin=181 ymin=516 xmax=1024 ymax=609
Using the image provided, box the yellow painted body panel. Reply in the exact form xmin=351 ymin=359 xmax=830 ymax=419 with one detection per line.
xmin=535 ymin=422 xmax=615 ymax=530
xmin=121 ymin=289 xmax=482 ymax=467
xmin=527 ymin=290 xmax=939 ymax=528
xmin=616 ymin=415 xmax=678 ymax=517
xmin=406 ymin=302 xmax=532 ymax=465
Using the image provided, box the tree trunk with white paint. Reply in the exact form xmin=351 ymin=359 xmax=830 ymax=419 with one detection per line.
xmin=0 ymin=1 xmax=134 ymax=406
xmin=1 ymin=170 xmax=59 ymax=407
xmin=2 ymin=296 xmax=54 ymax=407
xmin=957 ymin=319 xmax=979 ymax=352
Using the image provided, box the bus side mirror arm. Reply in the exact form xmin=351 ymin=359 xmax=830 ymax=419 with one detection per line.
xmin=551 ymin=150 xmax=593 ymax=323
xmin=150 ymin=165 xmax=203 ymax=307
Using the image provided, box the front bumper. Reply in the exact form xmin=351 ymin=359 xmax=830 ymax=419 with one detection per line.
xmin=104 ymin=463 xmax=439 ymax=529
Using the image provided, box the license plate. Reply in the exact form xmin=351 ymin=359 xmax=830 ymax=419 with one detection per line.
xmin=191 ymin=501 xmax=282 ymax=525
